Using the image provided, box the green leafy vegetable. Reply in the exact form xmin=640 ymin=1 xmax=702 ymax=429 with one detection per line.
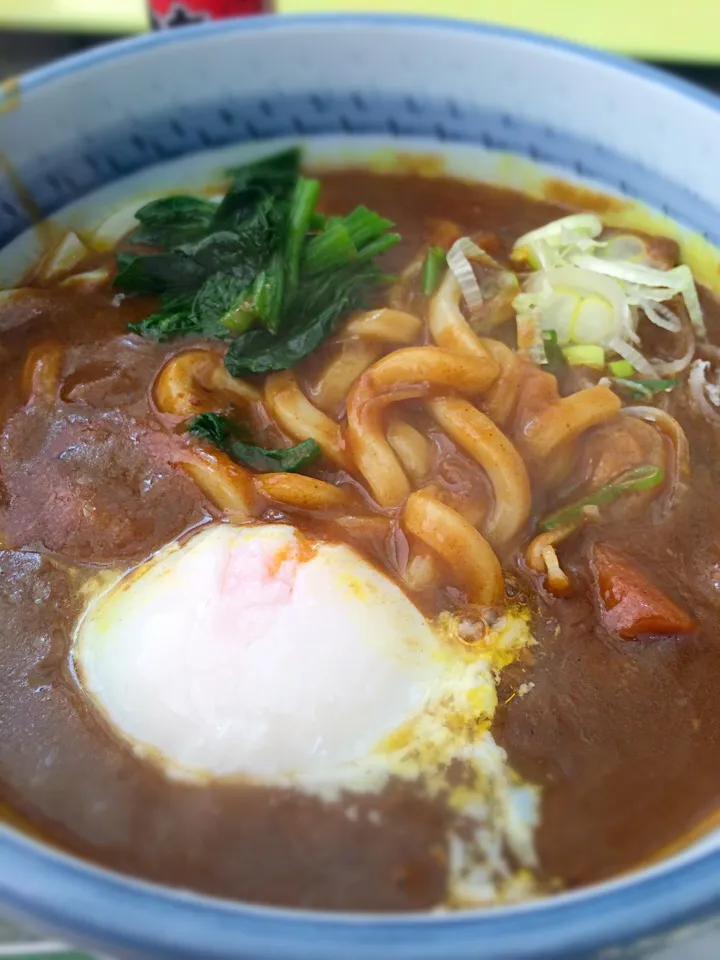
xmin=224 ymin=148 xmax=301 ymax=202
xmin=130 ymin=196 xmax=219 ymax=248
xmin=421 ymin=245 xmax=446 ymax=296
xmin=115 ymin=250 xmax=208 ymax=294
xmin=120 ymin=148 xmax=400 ymax=374
xmin=539 ymin=464 xmax=664 ymax=532
xmin=191 ymin=272 xmax=255 ymax=336
xmin=611 ymin=377 xmax=678 ymax=400
xmin=188 ymin=412 xmax=320 ymax=473
xmin=128 ymin=294 xmax=196 ymax=341
xmin=226 ymin=262 xmax=386 ymax=375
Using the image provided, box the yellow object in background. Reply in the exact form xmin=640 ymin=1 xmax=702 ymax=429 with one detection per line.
xmin=277 ymin=0 xmax=720 ymax=63
xmin=1 ymin=0 xmax=720 ymax=63
xmin=0 ymin=0 xmax=149 ymax=34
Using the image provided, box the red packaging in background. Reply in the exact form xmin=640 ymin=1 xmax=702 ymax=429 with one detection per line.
xmin=150 ymin=0 xmax=266 ymax=28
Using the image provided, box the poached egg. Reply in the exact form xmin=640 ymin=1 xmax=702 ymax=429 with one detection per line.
xmin=74 ymin=522 xmax=539 ymax=903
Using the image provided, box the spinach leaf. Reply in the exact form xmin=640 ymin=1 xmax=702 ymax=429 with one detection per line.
xmin=235 ymin=437 xmax=320 ymax=473
xmin=188 ymin=412 xmax=320 ymax=473
xmin=225 ymin=264 xmax=383 ymax=375
xmin=121 ymin=147 xmax=400 ymax=371
xmin=128 ymin=294 xmax=197 ymax=341
xmin=191 ymin=272 xmax=255 ymax=336
xmin=116 ymin=233 xmax=256 ymax=296
xmin=130 ymin=196 xmax=219 ymax=248
xmin=213 ymin=149 xmax=299 ymax=233
xmin=177 ymin=231 xmax=258 ymax=275
xmin=114 ymin=250 xmax=210 ymax=294
xmin=224 ymin=148 xmax=301 ymax=200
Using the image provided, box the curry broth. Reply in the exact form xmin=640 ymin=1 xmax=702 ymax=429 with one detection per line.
xmin=0 ymin=170 xmax=718 ymax=909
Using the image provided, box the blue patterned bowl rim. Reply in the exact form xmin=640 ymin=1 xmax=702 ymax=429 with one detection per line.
xmin=1 ymin=14 xmax=720 ymax=960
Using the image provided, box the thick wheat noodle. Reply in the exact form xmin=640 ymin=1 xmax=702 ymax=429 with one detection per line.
xmin=22 ymin=341 xmax=64 ymax=404
xmin=521 ymin=386 xmax=622 ymax=465
xmin=252 ymin=473 xmax=353 ymax=511
xmin=403 ymin=489 xmax=504 ymax=607
xmin=429 ymin=273 xmax=623 ymax=491
xmin=182 ymin=447 xmax=256 ymax=523
xmin=539 ymin=544 xmax=571 ymax=594
xmin=525 ymin=525 xmax=577 ymax=574
xmin=480 ymin=340 xmax=527 ymax=428
xmin=359 ymin=345 xmax=499 ymax=396
xmin=311 ymin=340 xmax=382 ymax=415
xmin=312 ymin=309 xmax=423 ymax=415
xmin=264 ymin=370 xmax=350 ymax=470
xmin=428 ymin=272 xmax=523 ymax=427
xmin=331 ymin=514 xmax=392 ymax=541
xmin=427 ymin=396 xmax=531 ymax=545
xmin=154 ymin=349 xmax=261 ymax=418
xmin=347 ymin=346 xmax=499 ymax=507
xmin=386 ymin=417 xmax=431 ymax=483
xmin=343 ymin=308 xmax=423 ymax=343
xmin=429 ymin=271 xmax=492 ymax=357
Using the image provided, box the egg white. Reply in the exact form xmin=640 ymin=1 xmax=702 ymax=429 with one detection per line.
xmin=74 ymin=522 xmax=540 ymax=904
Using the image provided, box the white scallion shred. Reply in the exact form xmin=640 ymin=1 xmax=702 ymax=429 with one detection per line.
xmin=638 ymin=299 xmax=682 ymax=333
xmin=520 ymin=265 xmax=632 ymax=348
xmin=511 ymin=212 xmax=706 ymax=371
xmin=514 ymin=214 xmax=603 ymax=257
xmin=570 ymin=255 xmax=705 ymax=336
xmin=608 ymin=337 xmax=658 ymax=377
xmin=446 ymin=237 xmax=485 ymax=316
xmin=653 ymin=333 xmax=696 ymax=377
xmin=599 ymin=234 xmax=647 ymax=263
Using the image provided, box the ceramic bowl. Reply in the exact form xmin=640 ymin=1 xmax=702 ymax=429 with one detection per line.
xmin=2 ymin=15 xmax=720 ymax=959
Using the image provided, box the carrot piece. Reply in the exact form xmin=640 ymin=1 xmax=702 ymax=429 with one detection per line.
xmin=590 ymin=543 xmax=695 ymax=639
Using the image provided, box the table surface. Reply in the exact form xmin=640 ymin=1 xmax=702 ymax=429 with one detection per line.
xmin=1 ymin=26 xmax=720 ymax=960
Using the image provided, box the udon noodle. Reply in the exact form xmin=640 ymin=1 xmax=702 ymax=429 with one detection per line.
xmin=0 ymin=154 xmax=718 ymax=911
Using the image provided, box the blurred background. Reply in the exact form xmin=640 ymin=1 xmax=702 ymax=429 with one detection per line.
xmin=1 ymin=0 xmax=720 ymax=86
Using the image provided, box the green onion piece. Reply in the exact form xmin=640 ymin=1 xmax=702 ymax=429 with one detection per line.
xmin=421 ymin=245 xmax=447 ymax=296
xmin=562 ymin=344 xmax=606 ymax=369
xmin=285 ymin=178 xmax=321 ymax=296
xmin=343 ymin=205 xmax=394 ymax=249
xmin=612 ymin=377 xmax=677 ymax=400
xmin=542 ymin=329 xmax=565 ymax=376
xmin=355 ymin=232 xmax=401 ymax=263
xmin=539 ymin=464 xmax=664 ymax=532
xmin=609 ymin=359 xmax=634 ymax=378
xmin=302 ymin=218 xmax=355 ymax=276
